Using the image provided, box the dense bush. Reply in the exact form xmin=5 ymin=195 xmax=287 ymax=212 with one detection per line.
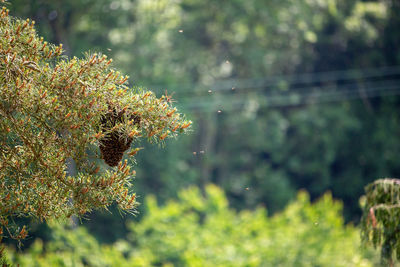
xmin=361 ymin=178 xmax=400 ymax=265
xmin=6 ymin=185 xmax=377 ymax=266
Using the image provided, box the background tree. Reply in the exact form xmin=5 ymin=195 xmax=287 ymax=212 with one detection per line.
xmin=8 ymin=0 xmax=400 ymax=220
xmin=4 ymin=0 xmax=400 ymax=259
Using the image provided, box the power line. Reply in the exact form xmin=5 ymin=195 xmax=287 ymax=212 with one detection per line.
xmin=210 ymin=65 xmax=400 ymax=93
xmin=175 ymin=80 xmax=400 ymax=113
xmin=145 ymin=65 xmax=400 ymax=98
xmin=133 ymin=66 xmax=400 ymax=114
xmin=177 ymin=78 xmax=400 ymax=102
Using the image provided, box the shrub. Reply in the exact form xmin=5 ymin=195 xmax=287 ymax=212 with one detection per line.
xmin=8 ymin=185 xmax=377 ymax=266
xmin=361 ymin=178 xmax=400 ymax=265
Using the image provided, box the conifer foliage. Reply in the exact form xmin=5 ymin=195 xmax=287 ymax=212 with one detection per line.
xmin=361 ymin=178 xmax=400 ymax=265
xmin=0 ymin=4 xmax=191 ymax=241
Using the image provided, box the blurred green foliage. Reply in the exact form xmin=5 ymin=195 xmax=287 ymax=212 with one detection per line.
xmin=7 ymin=185 xmax=378 ymax=266
xmin=8 ymin=0 xmax=400 ymax=222
xmin=5 ymin=0 xmax=400 ymax=261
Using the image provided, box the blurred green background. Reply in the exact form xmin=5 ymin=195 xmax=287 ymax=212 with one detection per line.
xmin=5 ymin=0 xmax=400 ymax=265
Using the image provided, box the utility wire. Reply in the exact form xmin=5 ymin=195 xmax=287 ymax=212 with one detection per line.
xmin=177 ymin=78 xmax=400 ymax=103
xmin=146 ymin=65 xmax=400 ymax=98
xmin=134 ymin=66 xmax=400 ymax=114
xmin=175 ymin=80 xmax=400 ymax=113
xmin=210 ymin=65 xmax=400 ymax=93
